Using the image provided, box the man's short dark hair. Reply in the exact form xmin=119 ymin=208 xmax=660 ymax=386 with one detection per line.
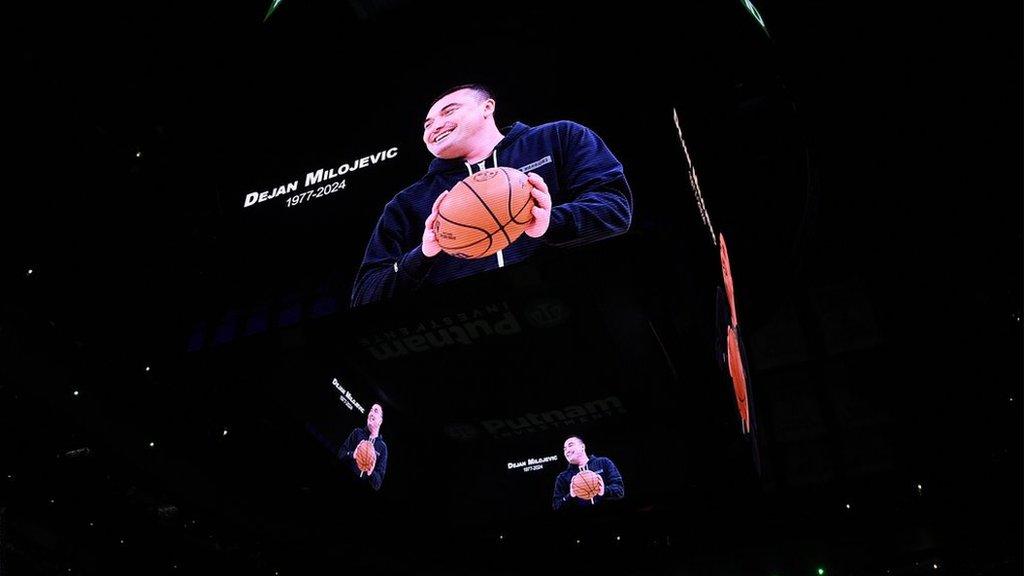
xmin=430 ymin=83 xmax=494 ymax=108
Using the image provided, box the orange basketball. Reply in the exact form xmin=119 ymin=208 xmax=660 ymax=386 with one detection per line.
xmin=433 ymin=167 xmax=535 ymax=259
xmin=354 ymin=440 xmax=376 ymax=474
xmin=571 ymin=469 xmax=603 ymax=501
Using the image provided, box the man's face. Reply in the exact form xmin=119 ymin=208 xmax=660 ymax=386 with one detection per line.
xmin=563 ymin=437 xmax=586 ymax=466
xmin=367 ymin=404 xmax=383 ymax=432
xmin=422 ymin=89 xmax=493 ymax=159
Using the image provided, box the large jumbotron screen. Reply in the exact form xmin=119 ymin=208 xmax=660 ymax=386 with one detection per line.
xmin=177 ymin=0 xmax=805 ymax=549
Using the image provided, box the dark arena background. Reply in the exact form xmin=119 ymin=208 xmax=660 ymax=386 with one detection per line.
xmin=4 ymin=1 xmax=1021 ymax=575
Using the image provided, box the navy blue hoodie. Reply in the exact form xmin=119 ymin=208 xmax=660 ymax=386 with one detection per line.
xmin=351 ymin=121 xmax=632 ymax=307
xmin=552 ymin=455 xmax=625 ymax=510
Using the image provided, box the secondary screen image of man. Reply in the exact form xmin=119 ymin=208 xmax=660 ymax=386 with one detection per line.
xmin=552 ymin=436 xmax=624 ymax=510
xmin=350 ymin=84 xmax=633 ymax=306
xmin=338 ymin=403 xmax=389 ymax=490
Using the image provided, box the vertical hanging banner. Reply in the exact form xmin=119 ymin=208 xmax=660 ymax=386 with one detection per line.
xmin=720 ymin=233 xmax=750 ymax=434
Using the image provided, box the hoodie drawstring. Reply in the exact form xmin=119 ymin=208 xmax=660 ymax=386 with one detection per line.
xmin=463 ymin=149 xmax=500 ymax=175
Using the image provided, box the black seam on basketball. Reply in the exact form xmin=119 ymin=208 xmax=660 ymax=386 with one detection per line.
xmin=501 ymin=168 xmax=534 ymax=225
xmin=511 ymin=193 xmax=533 ymax=224
xmin=451 ymin=229 xmax=493 ymax=257
xmin=436 ymin=212 xmax=494 ymax=250
xmin=478 ymin=233 xmax=494 ymax=257
xmin=462 ymin=178 xmax=513 ymax=246
xmin=500 ymin=168 xmax=515 ymax=222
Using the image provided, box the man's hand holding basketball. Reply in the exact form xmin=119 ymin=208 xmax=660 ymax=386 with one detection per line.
xmin=524 ymin=173 xmax=551 ymax=238
xmin=422 ymin=191 xmax=449 ymax=257
xmin=596 ymin=475 xmax=605 ymax=496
